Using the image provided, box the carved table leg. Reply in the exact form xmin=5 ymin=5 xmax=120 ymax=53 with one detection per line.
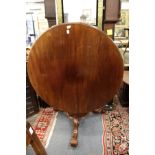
xmin=70 ymin=117 xmax=79 ymax=147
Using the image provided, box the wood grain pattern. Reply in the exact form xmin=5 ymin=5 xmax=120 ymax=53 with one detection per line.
xmin=27 ymin=23 xmax=123 ymax=116
xmin=26 ymin=122 xmax=47 ymax=155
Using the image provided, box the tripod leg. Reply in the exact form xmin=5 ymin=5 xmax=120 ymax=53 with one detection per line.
xmin=70 ymin=117 xmax=79 ymax=147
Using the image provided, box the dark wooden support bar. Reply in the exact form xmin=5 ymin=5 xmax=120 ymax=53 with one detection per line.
xmin=26 ymin=122 xmax=47 ymax=155
xmin=102 ymin=0 xmax=121 ymax=39
xmin=44 ymin=0 xmax=56 ymax=27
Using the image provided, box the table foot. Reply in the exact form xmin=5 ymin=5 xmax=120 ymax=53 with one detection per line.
xmin=70 ymin=117 xmax=79 ymax=147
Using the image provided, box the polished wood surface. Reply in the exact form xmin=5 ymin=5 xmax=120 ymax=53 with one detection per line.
xmin=26 ymin=122 xmax=47 ymax=155
xmin=27 ymin=23 xmax=123 ymax=116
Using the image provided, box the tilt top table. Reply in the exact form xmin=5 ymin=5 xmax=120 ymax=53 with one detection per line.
xmin=27 ymin=23 xmax=123 ymax=146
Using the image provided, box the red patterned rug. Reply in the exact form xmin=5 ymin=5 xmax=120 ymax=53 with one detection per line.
xmin=102 ymin=96 xmax=129 ymax=155
xmin=27 ymin=108 xmax=57 ymax=147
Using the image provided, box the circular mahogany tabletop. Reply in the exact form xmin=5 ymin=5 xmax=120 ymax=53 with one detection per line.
xmin=27 ymin=23 xmax=123 ymax=116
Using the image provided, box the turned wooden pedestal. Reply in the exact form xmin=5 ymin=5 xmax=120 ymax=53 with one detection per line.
xmin=27 ymin=23 xmax=123 ymax=146
xmin=70 ymin=117 xmax=79 ymax=146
